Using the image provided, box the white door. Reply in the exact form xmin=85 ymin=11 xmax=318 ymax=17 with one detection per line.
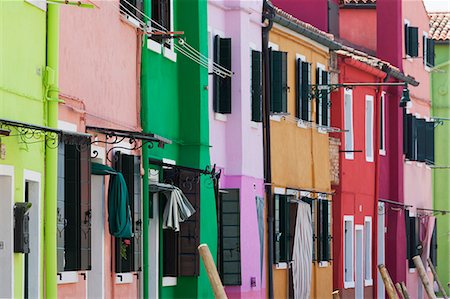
xmin=355 ymin=225 xmax=364 ymax=299
xmin=148 ymin=169 xmax=160 ymax=299
xmin=0 ymin=165 xmax=14 ymax=298
xmin=377 ymin=203 xmax=385 ymax=299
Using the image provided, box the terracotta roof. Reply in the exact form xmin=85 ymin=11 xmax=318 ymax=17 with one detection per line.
xmin=341 ymin=0 xmax=376 ymax=5
xmin=429 ymin=12 xmax=450 ymax=41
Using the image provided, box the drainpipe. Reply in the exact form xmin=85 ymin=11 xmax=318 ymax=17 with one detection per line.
xmin=45 ymin=4 xmax=59 ymax=298
xmin=262 ymin=1 xmax=274 ymax=298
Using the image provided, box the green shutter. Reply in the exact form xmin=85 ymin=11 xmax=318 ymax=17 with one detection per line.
xmin=425 ymin=121 xmax=435 ymax=164
xmin=408 ymin=26 xmax=419 ymax=57
xmin=57 ymin=144 xmax=65 ymax=272
xmin=273 ymin=194 xmax=289 ymax=263
xmin=417 ymin=118 xmax=426 ymax=162
xmin=79 ymin=143 xmax=91 ymax=271
xmin=315 ymin=68 xmax=322 ymax=125
xmin=251 ymin=50 xmax=262 ymax=122
xmin=213 ymin=36 xmax=232 ymax=114
xmin=301 ymin=62 xmax=310 ymax=121
xmin=405 ymin=24 xmax=410 ymax=56
xmin=321 ymin=71 xmax=330 ymax=126
xmin=427 ymin=38 xmax=435 ymax=67
xmin=295 ymin=58 xmax=302 ymax=119
xmin=318 ymin=199 xmax=330 ymax=261
xmin=271 ymin=51 xmax=287 ymax=113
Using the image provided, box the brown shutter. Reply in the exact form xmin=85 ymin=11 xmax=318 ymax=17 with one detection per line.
xmin=79 ymin=141 xmax=91 ymax=270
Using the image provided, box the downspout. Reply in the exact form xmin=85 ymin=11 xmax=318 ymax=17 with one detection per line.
xmin=262 ymin=1 xmax=274 ymax=298
xmin=45 ymin=3 xmax=59 ymax=298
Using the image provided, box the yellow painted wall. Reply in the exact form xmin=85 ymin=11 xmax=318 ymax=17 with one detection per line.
xmin=269 ymin=26 xmax=333 ymax=298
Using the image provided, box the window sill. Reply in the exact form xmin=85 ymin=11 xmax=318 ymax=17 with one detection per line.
xmin=318 ymin=127 xmax=327 ymax=134
xmin=215 ymin=113 xmax=228 ymax=122
xmin=57 ymin=271 xmax=79 ymax=284
xmin=275 ymin=262 xmax=287 ymax=269
xmin=424 ymin=65 xmax=432 ymax=73
xmin=364 ymin=279 xmax=373 ymax=286
xmin=147 ymin=38 xmax=162 ymax=54
xmin=163 ymin=47 xmax=177 ymax=62
xmin=344 ymin=281 xmax=355 ymax=289
xmin=409 ymin=268 xmax=416 ymax=273
xmin=162 ymin=276 xmax=177 ymax=287
xmin=297 ymin=120 xmax=309 ymax=129
xmin=344 ymin=153 xmax=354 ymax=160
xmin=250 ymin=121 xmax=260 ymax=129
xmin=115 ymin=273 xmax=133 ymax=284
xmin=270 ymin=115 xmax=282 ymax=122
xmin=318 ymin=261 xmax=329 ymax=268
xmin=379 ymin=149 xmax=386 ymax=156
xmin=120 ymin=14 xmax=141 ymax=29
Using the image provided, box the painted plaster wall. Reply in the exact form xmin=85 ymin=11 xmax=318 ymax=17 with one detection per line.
xmin=0 ymin=1 xmax=47 ymax=298
xmin=339 ymin=8 xmax=377 ymax=52
xmin=58 ymin=1 xmax=141 ymax=297
xmin=269 ymin=26 xmax=333 ymax=299
xmin=141 ymin=0 xmax=217 ymax=298
xmin=431 ymin=43 xmax=450 ymax=292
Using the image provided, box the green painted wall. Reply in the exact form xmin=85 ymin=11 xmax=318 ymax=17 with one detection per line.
xmin=0 ymin=1 xmax=47 ymax=298
xmin=431 ymin=42 xmax=450 ymax=292
xmin=141 ymin=0 xmax=217 ymax=298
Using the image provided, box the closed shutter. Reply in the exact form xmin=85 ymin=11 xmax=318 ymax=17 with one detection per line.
xmin=405 ymin=114 xmax=416 ymax=160
xmin=213 ymin=36 xmax=232 ymax=114
xmin=417 ymin=118 xmax=426 ymax=162
xmin=79 ymin=142 xmax=91 ymax=271
xmin=220 ymin=189 xmax=241 ymax=286
xmin=321 ymin=71 xmax=330 ymax=126
xmin=405 ymin=23 xmax=410 ymax=56
xmin=251 ymin=50 xmax=263 ymax=122
xmin=403 ymin=110 xmax=407 ymax=155
xmin=302 ymin=62 xmax=310 ymax=121
xmin=133 ymin=156 xmax=142 ymax=272
xmin=318 ymin=199 xmax=330 ymax=261
xmin=425 ymin=121 xmax=435 ymax=164
xmin=57 ymin=144 xmax=66 ymax=272
xmin=270 ymin=51 xmax=288 ymax=113
xmin=178 ymin=170 xmax=200 ymax=276
xmin=427 ymin=38 xmax=435 ymax=67
xmin=315 ymin=68 xmax=322 ymax=125
xmin=407 ymin=26 xmax=419 ymax=57
xmin=273 ymin=194 xmax=289 ymax=263
xmin=430 ymin=222 xmax=437 ymax=266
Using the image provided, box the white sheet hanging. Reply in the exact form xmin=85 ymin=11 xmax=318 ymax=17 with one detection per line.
xmin=292 ymin=201 xmax=313 ymax=299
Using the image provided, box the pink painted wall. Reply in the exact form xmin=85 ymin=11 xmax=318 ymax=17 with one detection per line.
xmin=58 ymin=1 xmax=141 ymax=298
xmin=339 ymin=8 xmax=377 ymax=52
xmin=208 ymin=1 xmax=265 ymax=297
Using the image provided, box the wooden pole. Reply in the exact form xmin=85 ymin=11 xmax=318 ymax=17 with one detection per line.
xmin=198 ymin=244 xmax=228 ymax=299
xmin=412 ymin=256 xmax=437 ymax=299
xmin=378 ymin=264 xmax=399 ymax=299
xmin=400 ymin=282 xmax=410 ymax=299
xmin=395 ymin=283 xmax=406 ymax=299
xmin=427 ymin=258 xmax=449 ymax=299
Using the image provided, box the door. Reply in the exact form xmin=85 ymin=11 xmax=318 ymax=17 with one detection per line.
xmin=355 ymin=225 xmax=364 ymax=299
xmin=0 ymin=166 xmax=14 ymax=298
xmin=148 ymin=168 xmax=160 ymax=298
xmin=377 ymin=203 xmax=385 ymax=299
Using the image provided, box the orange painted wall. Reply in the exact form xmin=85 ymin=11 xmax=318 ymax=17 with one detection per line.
xmin=269 ymin=26 xmax=333 ymax=298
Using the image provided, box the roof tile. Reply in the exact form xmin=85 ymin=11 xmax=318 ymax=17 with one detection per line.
xmin=341 ymin=0 xmax=376 ymax=5
xmin=429 ymin=12 xmax=450 ymax=41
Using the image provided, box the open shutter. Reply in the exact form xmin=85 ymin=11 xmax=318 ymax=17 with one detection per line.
xmin=220 ymin=189 xmax=241 ymax=286
xmin=405 ymin=24 xmax=410 ymax=56
xmin=251 ymin=50 xmax=262 ymax=122
xmin=301 ymin=62 xmax=310 ymax=121
xmin=430 ymin=222 xmax=437 ymax=266
xmin=133 ymin=156 xmax=142 ymax=272
xmin=427 ymin=38 xmax=435 ymax=67
xmin=405 ymin=114 xmax=416 ymax=160
xmin=79 ymin=142 xmax=91 ymax=270
xmin=57 ymin=144 xmax=66 ymax=272
xmin=271 ymin=51 xmax=288 ymax=113
xmin=425 ymin=121 xmax=435 ymax=164
xmin=315 ymin=68 xmax=322 ymax=125
xmin=213 ymin=36 xmax=232 ymax=114
xmin=273 ymin=194 xmax=289 ymax=263
xmin=289 ymin=200 xmax=298 ymax=261
xmin=417 ymin=118 xmax=426 ymax=162
xmin=408 ymin=26 xmax=419 ymax=57
xmin=274 ymin=195 xmax=281 ymax=263
xmin=408 ymin=216 xmax=419 ymax=268
xmin=295 ymin=58 xmax=302 ymax=119
xmin=321 ymin=71 xmax=330 ymax=126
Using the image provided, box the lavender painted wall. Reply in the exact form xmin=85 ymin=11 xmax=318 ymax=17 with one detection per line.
xmin=208 ymin=0 xmax=265 ymax=297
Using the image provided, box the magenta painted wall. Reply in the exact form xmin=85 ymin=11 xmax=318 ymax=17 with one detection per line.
xmin=208 ymin=1 xmax=265 ymax=297
xmin=271 ymin=0 xmax=329 ymax=32
xmin=58 ymin=1 xmax=141 ymax=298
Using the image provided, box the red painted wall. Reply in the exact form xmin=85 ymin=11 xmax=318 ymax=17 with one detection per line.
xmin=339 ymin=8 xmax=377 ymax=52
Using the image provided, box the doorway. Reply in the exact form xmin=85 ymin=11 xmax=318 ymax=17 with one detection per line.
xmin=0 ymin=165 xmax=14 ymax=298
xmin=355 ymin=225 xmax=364 ymax=299
xmin=377 ymin=203 xmax=385 ymax=299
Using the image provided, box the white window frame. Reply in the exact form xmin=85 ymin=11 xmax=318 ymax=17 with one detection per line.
xmin=343 ymin=215 xmax=355 ymax=288
xmin=364 ymin=216 xmax=373 ymax=286
xmin=365 ymin=95 xmax=374 ymax=162
xmin=379 ymin=92 xmax=386 ymax=156
xmin=344 ymin=89 xmax=354 ymax=160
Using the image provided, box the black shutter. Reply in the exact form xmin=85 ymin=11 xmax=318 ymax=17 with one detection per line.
xmin=319 ymin=200 xmax=330 ymax=261
xmin=220 ymin=189 xmax=241 ymax=286
xmin=251 ymin=50 xmax=263 ymax=122
xmin=301 ymin=62 xmax=310 ymax=121
xmin=273 ymin=194 xmax=289 ymax=263
xmin=295 ymin=58 xmax=302 ymax=119
xmin=408 ymin=216 xmax=419 ymax=268
xmin=289 ymin=200 xmax=298 ymax=261
xmin=213 ymin=36 xmax=232 ymax=114
xmin=315 ymin=68 xmax=322 ymax=125
xmin=79 ymin=143 xmax=91 ymax=271
xmin=427 ymin=38 xmax=435 ymax=67
xmin=405 ymin=23 xmax=410 ymax=56
xmin=64 ymin=144 xmax=81 ymax=271
xmin=403 ymin=110 xmax=408 ymax=155
xmin=408 ymin=26 xmax=419 ymax=57
xmin=405 ymin=114 xmax=417 ymax=160
xmin=178 ymin=170 xmax=200 ymax=276
xmin=425 ymin=121 xmax=435 ymax=164
xmin=133 ymin=156 xmax=142 ymax=272
xmin=405 ymin=210 xmax=411 ymax=263
xmin=57 ymin=144 xmax=66 ymax=272
xmin=430 ymin=222 xmax=437 ymax=266
xmin=417 ymin=118 xmax=426 ymax=162
xmin=321 ymin=71 xmax=330 ymax=126
xmin=271 ymin=51 xmax=288 ymax=113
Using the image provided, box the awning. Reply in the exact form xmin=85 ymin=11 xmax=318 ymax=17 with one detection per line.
xmin=150 ymin=182 xmax=195 ymax=232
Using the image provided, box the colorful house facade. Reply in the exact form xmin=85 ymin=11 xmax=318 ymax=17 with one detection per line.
xmin=430 ymin=11 xmax=450 ymax=296
xmin=0 ymin=1 xmax=47 ymax=298
xmin=207 ymin=1 xmax=266 ymax=298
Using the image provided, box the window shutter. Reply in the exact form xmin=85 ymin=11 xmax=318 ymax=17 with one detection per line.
xmin=405 ymin=24 xmax=410 ymax=56
xmin=315 ymin=68 xmax=322 ymax=125
xmin=301 ymin=62 xmax=310 ymax=121
xmin=403 ymin=110 xmax=407 ymax=155
xmin=273 ymin=194 xmax=281 ymax=263
xmin=213 ymin=36 xmax=232 ymax=114
xmin=423 ymin=35 xmax=427 ymax=65
xmin=251 ymin=50 xmax=263 ymax=122
xmin=162 ymin=168 xmax=179 ymax=276
xmin=57 ymin=144 xmax=66 ymax=272
xmin=273 ymin=194 xmax=289 ymax=263
xmin=133 ymin=156 xmax=142 ymax=272
xmin=289 ymin=201 xmax=298 ymax=261
xmin=79 ymin=142 xmax=91 ymax=271
xmin=321 ymin=71 xmax=330 ymax=126
xmin=295 ymin=58 xmax=302 ymax=119
xmin=430 ymin=222 xmax=437 ymax=266
xmin=408 ymin=26 xmax=419 ymax=57
xmin=319 ymin=200 xmax=330 ymax=261
xmin=219 ymin=189 xmax=241 ymax=286
xmin=417 ymin=118 xmax=426 ymax=162
xmin=271 ymin=51 xmax=288 ymax=113
xmin=281 ymin=195 xmax=290 ymax=262
xmin=405 ymin=114 xmax=416 ymax=160
xmin=425 ymin=121 xmax=435 ymax=164
xmin=427 ymin=38 xmax=435 ymax=67
xmin=408 ymin=216 xmax=419 ymax=268
xmin=178 ymin=170 xmax=201 ymax=276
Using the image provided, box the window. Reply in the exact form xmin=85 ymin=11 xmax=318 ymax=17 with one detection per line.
xmin=380 ymin=92 xmax=386 ymax=155
xmin=150 ymin=0 xmax=171 ymax=47
xmin=317 ymin=197 xmax=332 ymax=262
xmin=213 ymin=35 xmax=232 ymax=114
xmin=364 ymin=217 xmax=373 ymax=285
xmin=218 ymin=189 xmax=241 ymax=286
xmin=316 ymin=66 xmax=330 ymax=126
xmin=296 ymin=57 xmax=311 ymax=121
xmin=274 ymin=194 xmax=290 ymax=263
xmin=403 ymin=113 xmax=435 ymax=164
xmin=120 ymin=0 xmax=144 ymax=23
xmin=344 ymin=216 xmax=354 ymax=288
xmin=114 ymin=152 xmax=142 ymax=273
xmin=344 ymin=89 xmax=354 ymax=160
xmin=162 ymin=168 xmax=200 ymax=277
xmin=251 ymin=50 xmax=263 ymax=122
xmin=57 ymin=136 xmax=91 ymax=272
xmin=405 ymin=22 xmax=419 ymax=57
xmin=365 ymin=95 xmax=374 ymax=162
xmin=405 ymin=212 xmax=420 ymax=269
xmin=270 ymin=49 xmax=288 ymax=113
xmin=423 ymin=33 xmax=435 ymax=67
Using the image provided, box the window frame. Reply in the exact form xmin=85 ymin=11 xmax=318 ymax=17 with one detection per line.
xmin=295 ymin=53 xmax=310 ymax=124
xmin=344 ymin=88 xmax=354 ymax=160
xmin=364 ymin=216 xmax=373 ymax=286
xmin=148 ymin=0 xmax=176 ymax=61
xmin=343 ymin=215 xmax=355 ymax=289
xmin=251 ymin=48 xmax=263 ymax=123
xmin=365 ymin=95 xmax=374 ymax=162
xmin=379 ymin=92 xmax=386 ymax=156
